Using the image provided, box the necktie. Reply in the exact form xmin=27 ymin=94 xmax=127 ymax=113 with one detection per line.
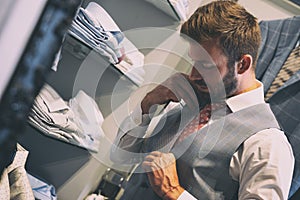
xmin=0 ymin=169 xmax=10 ymax=199
xmin=265 ymin=45 xmax=300 ymax=100
xmin=0 ymin=144 xmax=35 ymax=200
xmin=175 ymin=102 xmax=226 ymax=144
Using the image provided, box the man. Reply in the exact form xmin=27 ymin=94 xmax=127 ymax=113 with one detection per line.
xmin=111 ymin=1 xmax=294 ymax=199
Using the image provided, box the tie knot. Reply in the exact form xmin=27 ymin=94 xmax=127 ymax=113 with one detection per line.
xmin=201 ymin=102 xmax=226 ymax=112
xmin=211 ymin=102 xmax=227 ymax=111
xmin=198 ymin=102 xmax=227 ymax=123
xmin=175 ymin=102 xmax=228 ymax=144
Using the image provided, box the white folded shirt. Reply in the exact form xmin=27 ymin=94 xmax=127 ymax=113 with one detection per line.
xmin=29 ymin=84 xmax=104 ymax=152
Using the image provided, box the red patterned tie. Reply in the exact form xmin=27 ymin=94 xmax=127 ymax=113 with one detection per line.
xmin=176 ymin=103 xmax=226 ymax=144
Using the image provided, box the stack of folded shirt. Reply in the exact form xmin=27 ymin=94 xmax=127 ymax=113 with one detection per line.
xmin=171 ymin=0 xmax=189 ymax=21
xmin=28 ymin=84 xmax=104 ymax=152
xmin=67 ymin=2 xmax=145 ymax=85
xmin=68 ymin=2 xmax=124 ymax=64
xmin=145 ymin=0 xmax=189 ymax=21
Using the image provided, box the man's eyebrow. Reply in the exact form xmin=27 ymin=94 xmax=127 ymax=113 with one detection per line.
xmin=187 ymin=51 xmax=211 ymax=62
xmin=194 ymin=59 xmax=212 ymax=64
xmin=199 ymin=60 xmax=213 ymax=64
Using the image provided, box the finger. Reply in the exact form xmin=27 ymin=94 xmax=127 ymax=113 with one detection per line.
xmin=144 ymin=157 xmax=165 ymax=169
xmin=165 ymin=153 xmax=176 ymax=162
xmin=142 ymin=160 xmax=152 ymax=169
xmin=144 ymin=154 xmax=157 ymax=162
xmin=142 ymin=160 xmax=158 ymax=172
xmin=143 ymin=156 xmax=162 ymax=168
xmin=145 ymin=152 xmax=175 ymax=167
xmin=144 ymin=151 xmax=161 ymax=161
xmin=149 ymin=152 xmax=175 ymax=162
xmin=149 ymin=151 xmax=162 ymax=156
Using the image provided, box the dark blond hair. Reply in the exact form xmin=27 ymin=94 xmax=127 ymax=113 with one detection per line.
xmin=180 ymin=0 xmax=261 ymax=68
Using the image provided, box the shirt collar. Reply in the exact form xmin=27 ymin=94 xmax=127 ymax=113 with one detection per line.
xmin=226 ymin=80 xmax=265 ymax=112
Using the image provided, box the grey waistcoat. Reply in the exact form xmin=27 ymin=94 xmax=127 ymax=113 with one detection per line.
xmin=121 ymin=103 xmax=280 ymax=200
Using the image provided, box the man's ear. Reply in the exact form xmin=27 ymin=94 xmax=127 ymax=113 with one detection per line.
xmin=237 ymin=54 xmax=252 ymax=74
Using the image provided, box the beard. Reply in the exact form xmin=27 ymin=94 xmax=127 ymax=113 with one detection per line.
xmin=190 ymin=66 xmax=238 ymax=106
xmin=222 ymin=65 xmax=238 ymax=98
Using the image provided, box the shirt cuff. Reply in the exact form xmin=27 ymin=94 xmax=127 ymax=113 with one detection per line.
xmin=131 ymin=104 xmax=151 ymax=126
xmin=177 ymin=190 xmax=197 ymax=200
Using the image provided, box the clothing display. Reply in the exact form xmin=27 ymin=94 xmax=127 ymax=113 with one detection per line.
xmin=111 ymin=82 xmax=294 ymax=199
xmin=28 ymin=83 xmax=105 ymax=152
xmin=265 ymin=45 xmax=300 ymax=100
xmin=256 ymin=15 xmax=300 ymax=198
xmin=68 ymin=2 xmax=145 ymax=85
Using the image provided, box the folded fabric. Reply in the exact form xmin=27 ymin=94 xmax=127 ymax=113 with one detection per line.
xmin=145 ymin=0 xmax=188 ymax=21
xmin=28 ymin=84 xmax=104 ymax=152
xmin=68 ymin=27 xmax=119 ymax=64
xmin=27 ymin=173 xmax=57 ymax=200
xmin=84 ymin=193 xmax=105 ymax=200
xmin=68 ymin=2 xmax=125 ymax=64
xmin=170 ymin=0 xmax=188 ymax=21
xmin=76 ymin=10 xmax=121 ymax=56
xmin=66 ymin=2 xmax=145 ymax=85
xmin=84 ymin=2 xmax=120 ymax=32
xmin=68 ymin=17 xmax=120 ymax=63
xmin=115 ymin=37 xmax=145 ymax=85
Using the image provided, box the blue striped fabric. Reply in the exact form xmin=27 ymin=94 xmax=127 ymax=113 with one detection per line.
xmin=256 ymin=16 xmax=300 ymax=198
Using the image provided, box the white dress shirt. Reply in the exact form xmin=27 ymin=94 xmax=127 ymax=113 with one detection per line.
xmin=123 ymin=81 xmax=294 ymax=200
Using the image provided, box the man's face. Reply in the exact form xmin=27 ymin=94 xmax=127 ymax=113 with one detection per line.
xmin=188 ymin=39 xmax=238 ymax=101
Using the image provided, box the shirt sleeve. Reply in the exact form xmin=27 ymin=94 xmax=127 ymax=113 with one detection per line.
xmin=110 ymin=105 xmax=151 ymax=164
xmin=230 ymin=128 xmax=294 ymax=200
xmin=110 ymin=102 xmax=183 ymax=164
xmin=177 ymin=190 xmax=197 ymax=200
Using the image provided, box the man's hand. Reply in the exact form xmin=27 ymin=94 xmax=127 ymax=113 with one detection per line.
xmin=141 ymin=73 xmax=204 ymax=114
xmin=142 ymin=151 xmax=185 ymax=200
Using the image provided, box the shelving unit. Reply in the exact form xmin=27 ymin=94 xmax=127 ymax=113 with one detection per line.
xmin=18 ymin=0 xmax=182 ymax=199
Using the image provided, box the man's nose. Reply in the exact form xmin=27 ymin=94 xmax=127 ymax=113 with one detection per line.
xmin=189 ymin=67 xmax=204 ymax=80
